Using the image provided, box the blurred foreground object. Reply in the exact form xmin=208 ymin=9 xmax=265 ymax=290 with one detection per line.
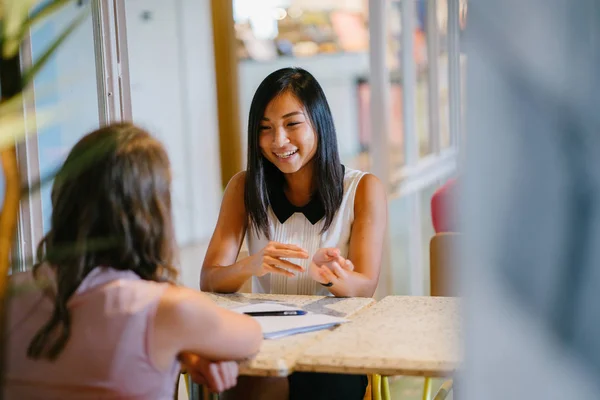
xmin=463 ymin=0 xmax=600 ymax=398
xmin=0 ymin=0 xmax=89 ymax=395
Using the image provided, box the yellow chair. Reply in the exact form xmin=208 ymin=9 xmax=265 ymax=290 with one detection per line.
xmin=433 ymin=379 xmax=454 ymax=400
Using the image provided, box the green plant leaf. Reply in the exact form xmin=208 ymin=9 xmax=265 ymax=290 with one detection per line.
xmin=21 ymin=8 xmax=89 ymax=88
xmin=8 ymin=0 xmax=76 ymax=56
xmin=2 ymin=0 xmax=78 ymax=59
xmin=25 ymin=0 xmax=74 ymax=31
xmin=0 ymin=91 xmax=26 ymax=119
xmin=1 ymin=0 xmax=38 ymax=58
xmin=0 ymin=105 xmax=56 ymax=151
xmin=0 ymin=70 xmax=87 ymax=152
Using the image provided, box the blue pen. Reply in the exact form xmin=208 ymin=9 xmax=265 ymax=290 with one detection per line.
xmin=244 ymin=310 xmax=307 ymax=317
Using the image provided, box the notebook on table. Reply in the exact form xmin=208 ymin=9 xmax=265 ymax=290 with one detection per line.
xmin=231 ymin=303 xmax=349 ymax=340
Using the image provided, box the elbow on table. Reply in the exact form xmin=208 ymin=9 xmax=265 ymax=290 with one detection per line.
xmin=200 ymin=267 xmax=224 ymax=293
xmin=248 ymin=317 xmax=263 ymax=354
xmin=331 ymin=284 xmax=376 ymax=298
xmin=351 ymin=280 xmax=378 ymax=298
xmin=199 ymin=269 xmax=211 ymax=292
xmin=231 ymin=314 xmax=263 ymax=359
xmin=200 ymin=274 xmax=243 ymax=294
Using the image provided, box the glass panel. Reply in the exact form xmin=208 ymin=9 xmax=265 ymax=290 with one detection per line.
xmin=386 ymin=0 xmax=405 ymax=172
xmin=389 ymin=194 xmax=412 ymax=295
xmin=389 ymin=181 xmax=443 ymax=295
xmin=416 ymin=0 xmax=431 ymax=157
xmin=387 ymin=0 xmax=431 ymax=165
xmin=439 ymin=0 xmax=468 ymax=148
xmin=29 ymin=3 xmax=100 ymax=232
xmin=354 ymin=75 xmax=403 ymax=173
xmin=438 ymin=0 xmax=451 ymax=148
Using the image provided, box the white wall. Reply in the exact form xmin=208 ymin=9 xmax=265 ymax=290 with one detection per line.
xmin=124 ymin=0 xmax=222 ymax=250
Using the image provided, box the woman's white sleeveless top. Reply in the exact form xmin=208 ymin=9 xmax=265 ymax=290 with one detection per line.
xmin=246 ymin=168 xmax=367 ymax=295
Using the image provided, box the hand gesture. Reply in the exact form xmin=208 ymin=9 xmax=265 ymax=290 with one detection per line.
xmin=248 ymin=241 xmax=308 ymax=277
xmin=308 ymin=248 xmax=354 ymax=285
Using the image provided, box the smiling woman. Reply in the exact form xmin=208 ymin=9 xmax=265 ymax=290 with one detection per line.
xmin=201 ymin=67 xmax=386 ymax=299
xmin=200 ymin=67 xmax=388 ymax=400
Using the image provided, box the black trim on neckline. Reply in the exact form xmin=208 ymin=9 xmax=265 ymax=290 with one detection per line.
xmin=268 ymin=165 xmax=345 ymax=225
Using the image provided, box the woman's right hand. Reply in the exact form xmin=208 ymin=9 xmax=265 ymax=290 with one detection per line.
xmin=248 ymin=241 xmax=309 ymax=277
xmin=180 ymin=353 xmax=239 ymax=393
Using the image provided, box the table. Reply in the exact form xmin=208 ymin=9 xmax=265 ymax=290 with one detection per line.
xmin=294 ymin=296 xmax=461 ymax=377
xmin=206 ymin=292 xmax=375 ymax=377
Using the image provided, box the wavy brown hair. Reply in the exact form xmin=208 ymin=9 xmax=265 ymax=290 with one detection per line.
xmin=27 ymin=123 xmax=178 ymax=361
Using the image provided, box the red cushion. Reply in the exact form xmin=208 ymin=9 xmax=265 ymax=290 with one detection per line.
xmin=431 ymin=178 xmax=458 ymax=233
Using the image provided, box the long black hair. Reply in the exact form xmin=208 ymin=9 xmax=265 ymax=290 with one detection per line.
xmin=244 ymin=67 xmax=344 ymax=239
xmin=27 ymin=123 xmax=178 ymax=361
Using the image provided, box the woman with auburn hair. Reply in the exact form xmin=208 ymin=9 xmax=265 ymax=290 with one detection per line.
xmin=5 ymin=123 xmax=262 ymax=399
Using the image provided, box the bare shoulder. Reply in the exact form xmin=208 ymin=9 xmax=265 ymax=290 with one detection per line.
xmin=355 ymin=173 xmax=387 ymax=207
xmin=225 ymin=171 xmax=247 ymax=196
xmin=160 ymin=284 xmax=199 ymax=303
xmin=351 ymin=174 xmax=387 ymax=240
xmin=156 ymin=285 xmax=215 ymax=327
xmin=219 ymin=171 xmax=248 ymax=217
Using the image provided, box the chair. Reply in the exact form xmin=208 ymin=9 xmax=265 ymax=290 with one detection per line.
xmin=430 ymin=232 xmax=459 ymax=298
xmin=432 ymin=379 xmax=454 ymax=400
xmin=424 ymin=232 xmax=459 ymax=400
xmin=431 ymin=179 xmax=458 ymax=234
xmin=174 ymin=372 xmax=190 ymax=400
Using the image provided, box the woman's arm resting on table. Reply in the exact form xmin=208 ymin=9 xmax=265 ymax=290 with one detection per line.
xmin=153 ymin=285 xmax=263 ymax=368
xmin=200 ymin=172 xmax=252 ymax=293
xmin=180 ymin=353 xmax=239 ymax=393
xmin=314 ymin=174 xmax=387 ymax=297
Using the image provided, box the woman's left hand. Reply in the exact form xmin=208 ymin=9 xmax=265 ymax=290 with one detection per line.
xmin=309 ymin=248 xmax=354 ymax=285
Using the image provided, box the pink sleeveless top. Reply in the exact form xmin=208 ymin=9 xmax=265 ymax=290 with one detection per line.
xmin=4 ymin=266 xmax=180 ymax=399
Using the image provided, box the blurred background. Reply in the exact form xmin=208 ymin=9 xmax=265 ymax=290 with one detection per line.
xmin=8 ymin=0 xmax=467 ymax=297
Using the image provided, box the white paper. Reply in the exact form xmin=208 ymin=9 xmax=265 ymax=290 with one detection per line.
xmin=231 ymin=303 xmax=348 ymax=340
